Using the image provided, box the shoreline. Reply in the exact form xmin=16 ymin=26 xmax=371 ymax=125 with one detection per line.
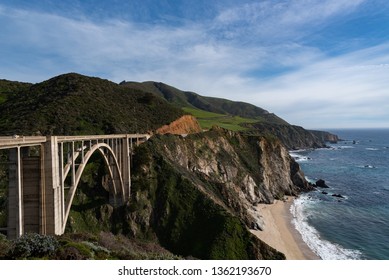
xmin=251 ymin=196 xmax=320 ymax=260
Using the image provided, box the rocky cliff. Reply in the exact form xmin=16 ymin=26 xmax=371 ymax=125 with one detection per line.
xmin=126 ymin=127 xmax=312 ymax=259
xmin=156 ymin=115 xmax=202 ymax=135
xmin=309 ymin=130 xmax=340 ymax=143
xmin=244 ymin=122 xmax=330 ymax=149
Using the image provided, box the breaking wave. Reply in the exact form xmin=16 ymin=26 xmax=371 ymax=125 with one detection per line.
xmin=290 ymin=196 xmax=362 ymax=260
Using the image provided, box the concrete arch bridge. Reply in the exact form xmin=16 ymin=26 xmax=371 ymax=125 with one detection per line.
xmin=0 ymin=134 xmax=149 ymax=239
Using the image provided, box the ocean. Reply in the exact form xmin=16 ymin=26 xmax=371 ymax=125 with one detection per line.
xmin=290 ymin=128 xmax=389 ymax=260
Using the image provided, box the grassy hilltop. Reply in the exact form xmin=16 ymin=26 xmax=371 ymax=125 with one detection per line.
xmin=121 ymin=81 xmax=288 ymax=131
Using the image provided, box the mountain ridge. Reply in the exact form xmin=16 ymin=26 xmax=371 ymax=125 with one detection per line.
xmin=1 ymin=73 xmax=337 ymax=149
xmin=120 ymin=81 xmax=289 ymax=125
xmin=120 ymin=80 xmax=337 ymax=149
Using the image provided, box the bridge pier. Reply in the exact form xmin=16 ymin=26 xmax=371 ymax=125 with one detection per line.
xmin=7 ymin=147 xmax=23 ymax=238
xmin=42 ymin=136 xmax=63 ymax=235
xmin=7 ymin=138 xmax=63 ymax=239
xmin=21 ymin=156 xmax=41 ymax=234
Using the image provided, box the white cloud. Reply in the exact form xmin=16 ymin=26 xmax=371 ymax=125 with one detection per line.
xmin=242 ymin=44 xmax=389 ymax=128
xmin=214 ymin=0 xmax=367 ymax=41
xmin=1 ymin=1 xmax=388 ymax=128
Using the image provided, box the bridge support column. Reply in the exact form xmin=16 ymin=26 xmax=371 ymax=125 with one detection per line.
xmin=122 ymin=136 xmax=131 ymax=199
xmin=7 ymin=148 xmax=23 ymax=238
xmin=22 ymin=156 xmax=41 ymax=234
xmin=42 ymin=136 xmax=63 ymax=235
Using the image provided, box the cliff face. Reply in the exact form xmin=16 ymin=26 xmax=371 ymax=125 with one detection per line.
xmin=244 ymin=123 xmax=328 ymax=149
xmin=309 ymin=130 xmax=339 ymax=143
xmin=127 ymin=127 xmax=311 ymax=259
xmin=156 ymin=115 xmax=202 ymax=135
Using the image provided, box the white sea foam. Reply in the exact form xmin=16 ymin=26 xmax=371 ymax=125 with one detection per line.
xmin=365 ymin=147 xmax=379 ymax=151
xmin=304 ymin=176 xmax=316 ymax=185
xmin=339 ymin=145 xmax=355 ymax=149
xmin=289 ymin=149 xmax=310 ymax=153
xmin=290 ymin=196 xmax=362 ymax=260
xmin=358 ymin=165 xmax=376 ymax=169
xmin=327 ymin=145 xmax=355 ymax=150
xmin=289 ymin=152 xmax=311 ymax=162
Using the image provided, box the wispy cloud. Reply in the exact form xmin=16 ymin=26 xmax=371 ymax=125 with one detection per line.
xmin=213 ymin=0 xmax=366 ymax=42
xmin=0 ymin=1 xmax=388 ymax=128
xmin=244 ymin=44 xmax=389 ymax=128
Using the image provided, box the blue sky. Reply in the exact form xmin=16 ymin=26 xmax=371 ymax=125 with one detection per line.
xmin=1 ymin=0 xmax=389 ymax=129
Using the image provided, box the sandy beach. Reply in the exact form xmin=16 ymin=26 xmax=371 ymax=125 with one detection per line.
xmin=251 ymin=196 xmax=320 ymax=260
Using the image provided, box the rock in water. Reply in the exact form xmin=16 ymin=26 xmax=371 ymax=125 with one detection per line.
xmin=316 ymin=179 xmax=329 ymax=188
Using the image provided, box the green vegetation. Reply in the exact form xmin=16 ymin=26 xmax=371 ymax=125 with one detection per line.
xmin=0 ymin=94 xmax=6 ymax=104
xmin=0 ymin=79 xmax=31 ymax=105
xmin=11 ymin=233 xmax=59 ymax=259
xmin=0 ymin=232 xmax=181 ymax=260
xmin=121 ymin=80 xmax=327 ymax=148
xmin=66 ymin=153 xmax=129 ymax=235
xmin=183 ymin=107 xmax=260 ymax=131
xmin=0 ymin=73 xmax=184 ymax=136
xmin=121 ymin=81 xmax=289 ymax=126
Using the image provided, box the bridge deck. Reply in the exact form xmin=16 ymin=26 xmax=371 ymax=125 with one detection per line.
xmin=0 ymin=136 xmax=47 ymax=149
xmin=0 ymin=134 xmax=150 ymax=149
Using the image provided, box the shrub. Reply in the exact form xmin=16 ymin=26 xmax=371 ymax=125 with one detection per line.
xmin=11 ymin=233 xmax=59 ymax=259
xmin=55 ymin=240 xmax=93 ymax=260
xmin=0 ymin=233 xmax=10 ymax=259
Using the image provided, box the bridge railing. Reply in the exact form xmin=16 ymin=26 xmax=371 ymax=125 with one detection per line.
xmin=0 ymin=134 xmax=150 ymax=150
xmin=0 ymin=136 xmax=47 ymax=149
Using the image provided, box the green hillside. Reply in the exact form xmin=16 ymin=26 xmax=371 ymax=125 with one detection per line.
xmin=120 ymin=81 xmax=288 ymax=131
xmin=119 ymin=81 xmax=333 ymax=149
xmin=0 ymin=73 xmax=184 ymax=136
xmin=0 ymin=79 xmax=31 ymax=105
xmin=182 ymin=107 xmax=259 ymax=131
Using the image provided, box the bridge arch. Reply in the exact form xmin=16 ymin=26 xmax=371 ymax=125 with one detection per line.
xmin=62 ymin=143 xmax=125 ymax=233
xmin=1 ymin=133 xmax=149 ymax=238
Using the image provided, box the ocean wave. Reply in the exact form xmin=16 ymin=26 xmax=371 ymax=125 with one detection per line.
xmin=358 ymin=165 xmax=376 ymax=169
xmin=289 ymin=149 xmax=309 ymax=153
xmin=339 ymin=145 xmax=355 ymax=149
xmin=290 ymin=196 xmax=362 ymax=260
xmin=304 ymin=176 xmax=316 ymax=184
xmin=365 ymin=148 xmax=379 ymax=151
xmin=326 ymin=145 xmax=355 ymax=150
xmin=289 ymin=152 xmax=311 ymax=162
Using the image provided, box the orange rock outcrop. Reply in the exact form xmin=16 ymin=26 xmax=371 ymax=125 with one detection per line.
xmin=156 ymin=115 xmax=202 ymax=135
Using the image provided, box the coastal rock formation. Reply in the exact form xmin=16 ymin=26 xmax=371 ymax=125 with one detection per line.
xmin=316 ymin=179 xmax=329 ymax=188
xmin=309 ymin=130 xmax=340 ymax=143
xmin=244 ymin=123 xmax=327 ymax=150
xmin=127 ymin=127 xmax=311 ymax=259
xmin=156 ymin=115 xmax=202 ymax=135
